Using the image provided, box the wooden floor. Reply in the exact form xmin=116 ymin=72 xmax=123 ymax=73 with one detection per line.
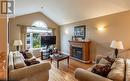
xmin=44 ymin=59 xmax=93 ymax=81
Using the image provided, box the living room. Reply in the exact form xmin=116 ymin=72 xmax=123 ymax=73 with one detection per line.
xmin=0 ymin=0 xmax=130 ymax=81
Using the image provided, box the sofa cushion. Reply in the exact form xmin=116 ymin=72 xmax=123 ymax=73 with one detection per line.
xmin=9 ymin=52 xmax=14 ymax=71
xmin=13 ymin=52 xmax=26 ymax=69
xmin=95 ymin=55 xmax=103 ymax=64
xmin=14 ymin=51 xmax=25 ymax=60
xmin=125 ymin=59 xmax=130 ymax=81
xmin=91 ymin=64 xmax=111 ymax=77
xmin=98 ymin=58 xmax=111 ymax=65
xmin=26 ymin=52 xmax=33 ymax=59
xmin=107 ymin=69 xmax=124 ymax=81
xmin=111 ymin=58 xmax=124 ymax=69
xmin=107 ymin=58 xmax=124 ymax=81
xmin=20 ymin=50 xmax=28 ymax=59
xmin=95 ymin=55 xmax=114 ymax=64
xmin=20 ymin=50 xmax=33 ymax=59
xmin=30 ymin=48 xmax=41 ymax=58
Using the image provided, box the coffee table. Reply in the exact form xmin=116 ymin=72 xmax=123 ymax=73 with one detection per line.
xmin=50 ymin=54 xmax=69 ymax=68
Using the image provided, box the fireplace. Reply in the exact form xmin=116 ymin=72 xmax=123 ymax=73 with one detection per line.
xmin=72 ymin=47 xmax=82 ymax=60
xmin=69 ymin=40 xmax=91 ymax=63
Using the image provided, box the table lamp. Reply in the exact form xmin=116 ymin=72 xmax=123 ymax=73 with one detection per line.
xmin=110 ymin=40 xmax=124 ymax=58
xmin=13 ymin=40 xmax=22 ymax=51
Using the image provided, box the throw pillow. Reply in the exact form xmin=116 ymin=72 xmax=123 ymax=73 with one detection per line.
xmin=24 ymin=59 xmax=31 ymax=66
xmin=13 ymin=53 xmax=26 ymax=69
xmin=91 ymin=64 xmax=111 ymax=77
xmin=95 ymin=55 xmax=103 ymax=64
xmin=111 ymin=58 xmax=124 ymax=69
xmin=24 ymin=59 xmax=40 ymax=66
xmin=20 ymin=51 xmax=28 ymax=59
xmin=104 ymin=56 xmax=115 ymax=65
xmin=26 ymin=52 xmax=33 ymax=59
xmin=98 ymin=58 xmax=111 ymax=65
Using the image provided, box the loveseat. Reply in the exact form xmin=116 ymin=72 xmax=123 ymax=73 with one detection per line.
xmin=75 ymin=56 xmax=130 ymax=81
xmin=8 ymin=51 xmax=51 ymax=81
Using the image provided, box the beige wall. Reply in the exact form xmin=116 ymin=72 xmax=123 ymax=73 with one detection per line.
xmin=9 ymin=12 xmax=60 ymax=51
xmin=60 ymin=10 xmax=130 ymax=61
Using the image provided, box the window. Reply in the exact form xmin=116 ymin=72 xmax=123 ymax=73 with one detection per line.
xmin=27 ymin=40 xmax=30 ymax=44
xmin=26 ymin=21 xmax=53 ymax=49
xmin=33 ymin=33 xmax=41 ymax=48
xmin=32 ymin=21 xmax=47 ymax=29
xmin=27 ymin=34 xmax=30 ymax=37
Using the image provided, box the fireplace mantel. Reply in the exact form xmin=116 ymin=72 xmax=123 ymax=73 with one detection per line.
xmin=69 ymin=40 xmax=91 ymax=63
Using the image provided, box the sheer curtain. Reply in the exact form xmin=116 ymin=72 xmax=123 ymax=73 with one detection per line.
xmin=20 ymin=26 xmax=27 ymax=51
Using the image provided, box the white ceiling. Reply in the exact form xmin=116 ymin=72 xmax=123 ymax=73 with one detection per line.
xmin=14 ymin=0 xmax=130 ymax=25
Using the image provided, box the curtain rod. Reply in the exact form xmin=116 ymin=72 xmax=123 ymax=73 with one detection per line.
xmin=17 ymin=24 xmax=56 ymax=30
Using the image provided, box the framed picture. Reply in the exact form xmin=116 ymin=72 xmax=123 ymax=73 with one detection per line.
xmin=74 ymin=25 xmax=86 ymax=39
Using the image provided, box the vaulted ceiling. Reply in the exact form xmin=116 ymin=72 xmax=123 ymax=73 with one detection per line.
xmin=15 ymin=0 xmax=130 ymax=25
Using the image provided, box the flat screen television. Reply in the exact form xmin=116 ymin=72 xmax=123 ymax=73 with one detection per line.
xmin=41 ymin=36 xmax=56 ymax=46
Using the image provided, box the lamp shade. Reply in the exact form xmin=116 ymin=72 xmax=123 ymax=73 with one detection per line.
xmin=13 ymin=40 xmax=22 ymax=46
xmin=110 ymin=40 xmax=124 ymax=49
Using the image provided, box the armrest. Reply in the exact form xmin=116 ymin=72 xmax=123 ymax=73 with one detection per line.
xmin=9 ymin=62 xmax=51 ymax=80
xmin=75 ymin=68 xmax=113 ymax=81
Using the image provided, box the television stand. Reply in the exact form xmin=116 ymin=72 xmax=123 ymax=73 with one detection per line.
xmin=41 ymin=45 xmax=54 ymax=60
xmin=41 ymin=50 xmax=50 ymax=60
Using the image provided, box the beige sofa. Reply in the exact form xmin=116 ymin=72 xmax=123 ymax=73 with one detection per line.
xmin=30 ymin=48 xmax=41 ymax=58
xmin=8 ymin=51 xmax=51 ymax=81
xmin=125 ymin=59 xmax=130 ymax=81
xmin=75 ymin=58 xmax=126 ymax=81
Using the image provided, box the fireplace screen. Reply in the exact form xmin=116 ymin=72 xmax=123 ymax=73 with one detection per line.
xmin=72 ymin=47 xmax=82 ymax=60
